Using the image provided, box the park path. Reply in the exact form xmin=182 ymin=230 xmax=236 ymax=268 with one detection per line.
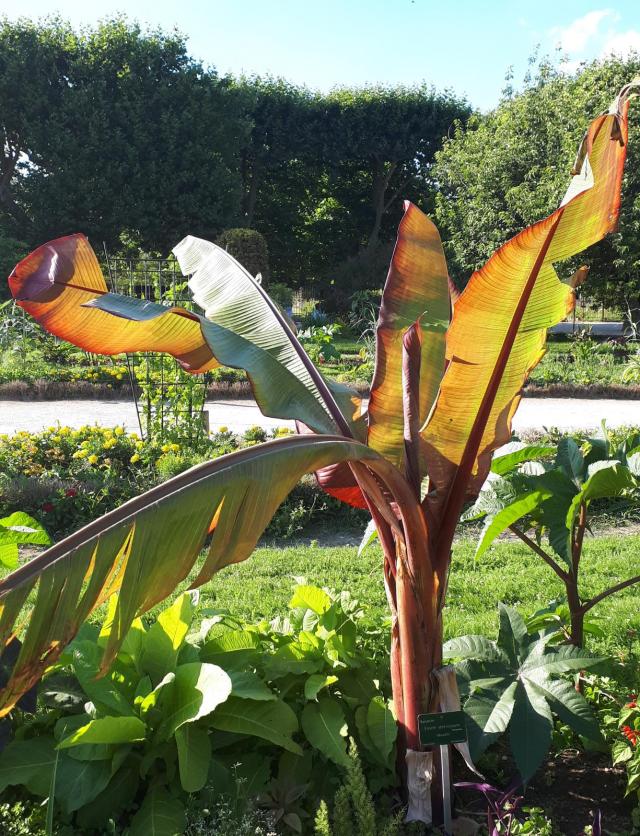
xmin=0 ymin=396 xmax=638 ymax=436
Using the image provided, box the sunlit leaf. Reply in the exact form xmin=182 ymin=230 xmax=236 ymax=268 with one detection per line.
xmin=368 ymin=201 xmax=450 ymax=474
xmin=422 ymin=83 xmax=639 ymax=545
xmin=0 ymin=435 xmax=387 ymax=715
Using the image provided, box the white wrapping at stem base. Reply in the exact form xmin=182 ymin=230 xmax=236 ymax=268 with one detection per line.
xmin=404 ymin=665 xmax=483 ymax=824
xmin=405 ymin=749 xmax=434 ymax=823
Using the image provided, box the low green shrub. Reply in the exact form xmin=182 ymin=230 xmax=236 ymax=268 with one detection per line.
xmin=216 ymin=228 xmax=269 ymax=280
xmin=0 ymin=583 xmax=396 ymax=832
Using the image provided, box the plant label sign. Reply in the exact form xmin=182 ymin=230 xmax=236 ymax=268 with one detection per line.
xmin=418 ymin=711 xmax=467 ymax=746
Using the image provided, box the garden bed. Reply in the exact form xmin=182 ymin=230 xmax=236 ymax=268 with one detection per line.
xmin=3 ymin=377 xmax=640 ymax=401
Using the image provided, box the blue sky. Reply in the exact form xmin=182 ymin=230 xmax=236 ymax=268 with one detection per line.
xmin=1 ymin=1 xmax=639 ymax=110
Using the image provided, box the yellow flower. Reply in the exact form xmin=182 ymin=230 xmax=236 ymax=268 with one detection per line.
xmin=170 ymin=443 xmax=180 ymax=452
xmin=114 ymin=427 xmax=125 ymax=436
xmin=218 ymin=426 xmax=229 ymax=434
xmin=103 ymin=438 xmax=117 ymax=450
xmin=88 ymin=454 xmax=99 ymax=465
xmin=73 ymin=449 xmax=88 ymax=459
xmin=130 ymin=453 xmax=140 ymax=463
xmin=161 ymin=444 xmax=171 ymax=453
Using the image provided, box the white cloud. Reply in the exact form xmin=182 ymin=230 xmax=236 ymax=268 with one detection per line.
xmin=551 ymin=9 xmax=615 ymax=53
xmin=601 ymin=29 xmax=640 ymax=58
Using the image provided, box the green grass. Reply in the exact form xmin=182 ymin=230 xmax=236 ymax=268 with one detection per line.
xmin=199 ymin=535 xmax=640 ymax=658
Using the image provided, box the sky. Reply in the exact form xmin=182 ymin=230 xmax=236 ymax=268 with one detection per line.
xmin=1 ymin=0 xmax=639 ymax=110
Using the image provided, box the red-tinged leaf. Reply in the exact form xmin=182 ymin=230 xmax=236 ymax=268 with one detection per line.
xmin=0 ymin=435 xmax=420 ymax=716
xmin=422 ymin=82 xmax=639 ymax=556
xmin=368 ymin=201 xmax=450 ymax=474
xmin=9 ymin=234 xmax=218 ymax=373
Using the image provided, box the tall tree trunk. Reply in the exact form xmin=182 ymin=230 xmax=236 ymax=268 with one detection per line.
xmin=240 ymin=153 xmax=260 ymax=228
xmin=367 ymin=159 xmax=396 ymax=249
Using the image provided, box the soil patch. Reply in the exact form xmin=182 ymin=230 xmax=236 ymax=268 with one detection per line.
xmin=526 ymin=750 xmax=633 ymax=835
xmin=455 ymin=750 xmax=633 ymax=836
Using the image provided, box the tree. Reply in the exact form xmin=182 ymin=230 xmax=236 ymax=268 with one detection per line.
xmin=234 ymin=77 xmax=320 ymax=230
xmin=433 ymin=55 xmax=640 ymax=316
xmin=0 ymin=16 xmax=77 ymax=230
xmin=3 ymin=81 xmax=637 ymax=825
xmin=0 ymin=16 xmax=247 ymax=252
xmin=321 ymin=85 xmax=471 ymax=251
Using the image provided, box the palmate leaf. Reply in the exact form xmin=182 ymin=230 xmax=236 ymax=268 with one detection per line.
xmin=367 ymin=201 xmax=451 ymax=475
xmin=422 ymin=82 xmax=639 ymax=535
xmin=9 ymin=234 xmax=356 ymax=436
xmin=453 ymin=605 xmax=605 ymax=780
xmin=0 ymin=435 xmax=387 ymax=716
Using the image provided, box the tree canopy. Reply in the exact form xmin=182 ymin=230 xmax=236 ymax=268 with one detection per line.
xmin=433 ymin=55 xmax=640 ymax=313
xmin=1 ymin=16 xmax=471 ymax=296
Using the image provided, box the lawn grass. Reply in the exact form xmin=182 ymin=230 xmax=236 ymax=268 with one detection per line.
xmin=199 ymin=534 xmax=640 ymax=659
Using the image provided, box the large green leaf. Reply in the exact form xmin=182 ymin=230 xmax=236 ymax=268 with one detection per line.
xmin=301 ymin=698 xmax=349 ymax=766
xmin=490 ymin=444 xmax=555 ymax=476
xmin=209 ymin=696 xmax=302 ymax=754
xmin=510 ymin=680 xmax=553 ymax=782
xmin=475 ymin=489 xmax=551 ymax=560
xmin=566 ymin=461 xmax=636 ymax=529
xmin=556 ymin=438 xmax=585 ymax=485
xmin=158 ymin=662 xmax=231 ymax=739
xmin=366 ymin=696 xmax=396 ymax=762
xmin=529 ymin=677 xmax=601 ymax=742
xmin=172 ymin=235 xmax=351 ymax=435
xmin=0 ymin=512 xmax=51 ymax=569
xmin=289 ymin=585 xmax=332 ymax=614
xmin=0 ymin=435 xmax=390 ymax=715
xmin=521 ymin=644 xmax=605 ymax=678
xmin=129 ymin=787 xmax=186 ymax=836
xmin=0 ymin=736 xmax=56 ymax=796
xmin=175 ymin=724 xmax=211 ymax=793
xmin=228 ymin=669 xmax=276 ymax=701
xmin=70 ymin=641 xmax=134 ymax=717
xmin=200 ymin=629 xmax=262 ymax=668
xmin=57 ymin=716 xmax=146 ymax=749
xmin=464 ymin=681 xmax=518 ymax=758
xmin=139 ymin=592 xmax=195 ymax=685
xmin=304 ymin=674 xmax=338 ymax=701
xmin=75 ymin=762 xmax=140 ymax=830
xmin=443 ymin=635 xmax=506 ymax=663
xmin=54 ymin=754 xmax=113 ymax=814
xmin=497 ymin=604 xmax=529 ymax=666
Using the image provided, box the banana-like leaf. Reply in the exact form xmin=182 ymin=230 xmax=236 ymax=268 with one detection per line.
xmin=368 ymin=201 xmax=450 ymax=474
xmin=9 ymin=234 xmax=219 ymax=374
xmin=172 ymin=236 xmax=352 ymax=434
xmin=422 ymin=82 xmax=639 ymax=537
xmin=0 ymin=435 xmax=383 ymax=716
xmin=10 ymin=235 xmax=352 ymax=436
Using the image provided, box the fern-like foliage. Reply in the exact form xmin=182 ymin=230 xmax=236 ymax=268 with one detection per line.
xmin=314 ymin=741 xmax=404 ymax=836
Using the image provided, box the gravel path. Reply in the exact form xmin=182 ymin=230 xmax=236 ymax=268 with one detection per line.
xmin=0 ymin=396 xmax=639 ymax=436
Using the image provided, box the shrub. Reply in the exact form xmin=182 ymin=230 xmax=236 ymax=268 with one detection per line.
xmin=0 ymin=584 xmax=396 ymax=832
xmin=216 ymin=228 xmax=269 ymax=280
xmin=268 ymin=281 xmax=294 ymax=310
